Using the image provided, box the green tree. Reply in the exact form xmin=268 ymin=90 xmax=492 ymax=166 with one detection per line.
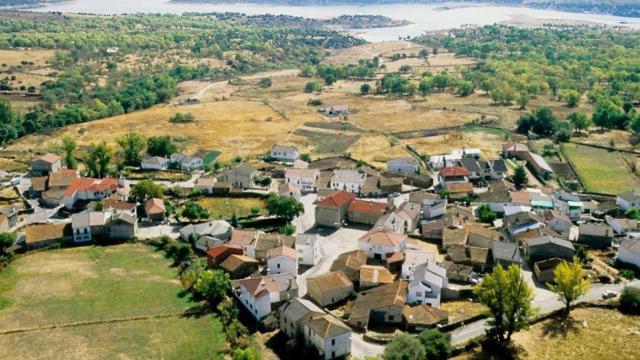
xmin=194 ymin=269 xmax=230 ymax=308
xmin=116 ymin=131 xmax=145 ymax=166
xmin=0 ymin=232 xmax=16 ymax=257
xmin=474 ymin=264 xmax=535 ymax=347
xmin=513 ymin=165 xmax=528 ymax=189
xmin=417 ymin=329 xmax=451 ymax=360
xmin=85 ymin=141 xmax=112 ymax=178
xmin=593 ymin=99 xmax=622 ymax=131
xmin=258 ymin=77 xmax=272 ymax=88
xmin=560 ymin=89 xmax=581 ymax=107
xmin=568 ymin=112 xmax=591 ymax=133
xmin=477 ymin=204 xmax=497 ymax=224
xmin=61 ymin=137 xmax=78 ymax=169
xmin=548 ymin=260 xmax=590 ymax=320
xmin=169 ymin=112 xmax=195 ymax=123
xmin=418 ymin=78 xmax=432 ymax=98
xmin=620 ymin=286 xmax=640 ymax=314
xmin=517 ymin=91 xmax=530 ymax=109
xmin=266 ymin=195 xmax=304 ymax=222
xmin=304 ymin=81 xmax=322 ymax=93
xmin=130 ymin=179 xmax=164 ymax=202
xmin=457 ymin=80 xmax=474 ymax=96
xmin=232 ymin=348 xmax=260 ymax=360
xmin=625 ymin=208 xmax=640 ymax=220
xmin=382 ymin=334 xmax=425 ymax=360
xmin=181 ymin=201 xmax=210 ymax=221
xmin=360 ymin=83 xmax=371 ymax=95
xmin=279 ymin=223 xmax=296 ymax=235
xmin=419 ymin=48 xmax=429 ymax=58
xmin=147 ymin=136 xmax=177 ymax=157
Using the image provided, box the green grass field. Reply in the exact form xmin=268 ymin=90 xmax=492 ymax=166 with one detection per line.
xmin=196 ymin=197 xmax=267 ymax=220
xmin=562 ymin=143 xmax=640 ymax=195
xmin=0 ymin=244 xmax=225 ymax=360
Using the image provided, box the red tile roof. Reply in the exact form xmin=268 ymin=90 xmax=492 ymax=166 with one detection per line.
xmin=206 ymin=244 xmax=243 ymax=264
xmin=440 ymin=167 xmax=469 ymax=177
xmin=144 ymin=198 xmax=165 ymax=215
xmin=267 ymin=245 xmax=297 ymax=260
xmin=64 ymin=178 xmax=117 ymax=196
xmin=347 ymin=199 xmax=387 ymax=216
xmin=317 ymin=190 xmax=355 ymax=208
xmin=359 ymin=228 xmax=406 ymax=247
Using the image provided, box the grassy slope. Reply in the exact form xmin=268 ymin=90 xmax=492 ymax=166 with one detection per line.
xmin=562 ymin=143 xmax=640 ymax=195
xmin=0 ymin=244 xmax=225 ymax=360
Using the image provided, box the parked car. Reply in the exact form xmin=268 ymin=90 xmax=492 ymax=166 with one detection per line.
xmin=601 ymin=290 xmax=618 ymax=299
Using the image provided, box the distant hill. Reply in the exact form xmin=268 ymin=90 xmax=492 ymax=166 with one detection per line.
xmin=174 ymin=0 xmax=640 ymax=18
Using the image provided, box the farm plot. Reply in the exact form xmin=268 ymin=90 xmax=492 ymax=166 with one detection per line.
xmin=0 ymin=244 xmax=225 ymax=360
xmin=562 ymin=143 xmax=640 ymax=195
xmin=195 ymin=197 xmax=267 ymax=220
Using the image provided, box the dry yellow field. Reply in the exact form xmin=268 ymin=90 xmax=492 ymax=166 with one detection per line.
xmin=324 ymin=40 xmax=425 ymax=65
xmin=404 ymin=127 xmax=509 ymax=159
xmin=347 ymin=134 xmax=411 ymax=168
xmin=0 ymin=49 xmax=57 ymax=67
xmin=440 ymin=300 xmax=489 ymax=323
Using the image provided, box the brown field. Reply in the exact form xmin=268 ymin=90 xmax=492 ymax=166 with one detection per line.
xmin=0 ymin=49 xmax=57 ymax=67
xmin=347 ymin=135 xmax=411 ymax=168
xmin=324 ymin=40 xmax=425 ymax=65
xmin=404 ymin=126 xmax=509 ymax=159
xmin=453 ymin=308 xmax=639 ymax=360
xmin=440 ymin=300 xmax=488 ymax=323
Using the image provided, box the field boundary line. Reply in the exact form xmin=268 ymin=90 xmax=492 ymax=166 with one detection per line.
xmin=0 ymin=312 xmax=185 ymax=336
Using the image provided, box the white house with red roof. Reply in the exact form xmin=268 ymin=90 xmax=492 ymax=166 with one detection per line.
xmin=235 ymin=274 xmax=298 ymax=320
xmin=64 ymin=178 xmax=120 ymax=209
xmin=438 ymin=166 xmax=470 ymax=188
xmin=315 ymin=190 xmax=356 ymax=229
xmin=267 ymin=246 xmax=298 ymax=275
xmin=358 ymin=228 xmax=407 ymax=260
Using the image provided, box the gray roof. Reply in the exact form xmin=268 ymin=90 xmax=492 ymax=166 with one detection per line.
xmin=459 ymin=158 xmax=481 ymax=173
xmin=142 ymin=156 xmax=168 ymax=165
xmin=272 ymin=145 xmax=298 ymax=154
xmin=295 ymin=233 xmax=318 ymax=247
xmin=180 ymin=220 xmax=232 ymax=240
xmin=490 ymin=160 xmax=508 ymax=173
xmin=492 ymin=241 xmax=523 ymax=263
xmin=280 ymin=297 xmax=324 ymax=324
xmin=388 ymin=157 xmax=419 ymax=168
xmin=331 ymin=169 xmax=366 ymax=184
xmin=230 ymin=164 xmax=256 ymax=176
xmin=579 ymin=223 xmax=613 ymax=238
xmin=410 ymin=262 xmax=445 ymax=289
xmin=72 ymin=211 xmax=109 ymax=228
xmin=620 ymin=239 xmax=640 ymax=255
xmin=525 ymin=235 xmax=574 ymax=250
xmin=110 ymin=213 xmax=137 ymax=225
xmin=619 ymin=189 xmax=640 ymax=202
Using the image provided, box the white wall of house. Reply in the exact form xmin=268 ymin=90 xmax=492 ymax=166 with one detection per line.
xmin=238 ymin=286 xmax=272 ymax=320
xmin=407 ymin=280 xmax=442 ymax=308
xmin=401 ymin=262 xmax=424 ymax=281
xmin=330 ymin=180 xmax=363 ymax=193
xmin=617 ymin=196 xmax=640 ymax=211
xmin=286 ymin=174 xmax=317 ymax=192
xmin=267 ymin=256 xmax=298 ymax=276
xmin=272 ymin=149 xmax=300 ymax=162
xmin=617 ymin=246 xmax=640 ymax=269
xmin=141 ymin=159 xmax=169 ymax=171
xmin=72 ymin=225 xmax=92 ymax=243
xmin=242 ymin=245 xmax=256 ymax=260
xmin=358 ymin=241 xmax=405 ymax=260
xmin=296 ymin=242 xmax=319 ymax=266
xmin=549 ymin=218 xmax=572 ymax=235
xmin=305 ymin=328 xmax=351 ymax=360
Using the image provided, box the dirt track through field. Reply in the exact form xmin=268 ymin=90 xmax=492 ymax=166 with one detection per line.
xmin=0 ymin=312 xmax=185 ymax=336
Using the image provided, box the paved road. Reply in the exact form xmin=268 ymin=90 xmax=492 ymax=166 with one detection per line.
xmin=450 ymin=279 xmax=640 ymax=345
xmin=351 ymin=333 xmax=385 ymax=358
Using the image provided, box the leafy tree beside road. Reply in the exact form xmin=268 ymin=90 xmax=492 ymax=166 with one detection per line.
xmin=548 ymin=260 xmax=590 ymax=321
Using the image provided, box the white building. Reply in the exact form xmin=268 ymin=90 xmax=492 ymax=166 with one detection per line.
xmin=295 ymin=234 xmax=320 ymax=266
xmin=617 ymin=239 xmax=640 ymax=269
xmin=141 ymin=156 xmax=170 ymax=171
xmin=387 ymin=157 xmax=420 ymax=174
xmin=271 ymin=145 xmax=300 ymax=162
xmin=606 ymin=216 xmax=640 ymax=236
xmin=422 ymin=198 xmax=447 ymax=220
xmin=236 ymin=274 xmax=298 ymax=320
xmin=617 ymin=190 xmax=640 ymax=211
xmin=330 ymin=170 xmax=366 ymax=193
xmin=285 ymin=169 xmax=319 ymax=192
xmin=170 ymin=154 xmax=203 ymax=172
xmin=64 ymin=178 xmax=120 ymax=209
xmin=407 ymin=262 xmax=447 ymax=308
xmin=358 ymin=228 xmax=406 ymax=260
xmin=401 ymin=249 xmax=436 ymax=280
xmin=428 ymin=148 xmax=480 ymax=170
xmin=266 ymin=246 xmax=298 ymax=275
xmin=304 ymin=315 xmax=352 ymax=360
xmin=71 ymin=211 xmax=110 ymax=243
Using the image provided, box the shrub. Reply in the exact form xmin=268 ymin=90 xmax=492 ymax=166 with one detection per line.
xmin=169 ymin=112 xmax=195 ymax=123
xmin=620 ymin=286 xmax=640 ymax=314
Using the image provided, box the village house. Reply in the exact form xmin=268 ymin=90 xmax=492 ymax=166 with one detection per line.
xmin=302 ymin=314 xmax=352 ymax=360
xmin=421 ymin=213 xmax=464 ymax=240
xmin=293 ymin=159 xmax=309 ymax=169
xmin=278 ymin=183 xmax=301 ymax=201
xmin=401 ymin=249 xmax=436 ymax=280
xmin=478 ymin=180 xmax=513 ymax=213
xmin=231 ymin=230 xmax=296 ymax=263
xmin=407 ymin=262 xmax=448 ymax=308
xmin=144 ymin=198 xmax=166 ymax=222
xmin=617 ymin=239 xmax=640 ymax=270
xmin=379 ymin=175 xmax=403 ymax=194
xmin=320 ymin=104 xmax=350 ymax=116
xmin=234 ymin=274 xmax=298 ymax=321
xmin=606 ymin=216 xmax=640 ymax=236
xmin=179 ymin=220 xmax=232 ymax=243
xmin=330 ymin=170 xmax=366 ymax=193
xmin=387 ymin=157 xmax=420 ymax=174
xmin=220 ymin=254 xmax=259 ymax=279
xmin=533 ymin=258 xmax=564 ymax=283
xmin=107 ymin=213 xmax=138 ymax=239
xmin=31 ymin=153 xmax=61 ymax=176
xmin=446 ymin=245 xmax=490 ymax=272
xmin=307 ymin=271 xmax=354 ymax=307
xmin=19 ymin=223 xmax=72 ymax=250
xmin=315 ymin=190 xmax=355 ymax=229
xmin=358 ymin=228 xmax=407 ymax=260
xmin=140 ymin=156 xmax=170 ymax=171
xmin=577 ymin=223 xmax=614 ymax=249
xmin=100 ymin=196 xmax=137 ymax=218
xmin=359 ymin=265 xmax=395 ymax=290
xmin=267 ymin=246 xmax=298 ymax=276
xmin=438 ymin=166 xmax=469 ymax=188
xmin=402 ymin=304 xmax=449 ymax=332
xmin=502 ymin=143 xmax=530 ymax=159
xmin=64 ymin=178 xmax=121 ymax=209
xmin=466 ymin=223 xmax=501 ymax=249
xmin=221 ymin=164 xmax=256 ymax=189
xmin=347 ymin=199 xmax=388 ymax=225
xmin=491 ymin=241 xmax=524 ymax=268
xmin=617 ymin=190 xmax=640 ymax=211
xmin=330 ymin=250 xmax=367 ymax=283
xmin=270 ymin=145 xmax=300 ymax=163
xmin=285 ymin=168 xmax=319 ymax=193
xmin=295 ymin=233 xmax=320 ymax=266
xmin=170 ymin=154 xmax=203 ymax=172
xmin=524 ymin=152 xmax=554 ymax=178
xmin=445 ymin=183 xmax=474 ymax=200
xmin=348 ymin=281 xmax=407 ymax=330
xmin=523 ymin=236 xmax=575 ymax=263
xmin=206 ymin=243 xmax=243 ymax=268
xmin=71 ymin=211 xmax=110 ymax=243
xmin=429 ymin=149 xmax=480 ymax=170
xmin=195 ymin=236 xmax=226 ymax=254
xmin=279 ymin=298 xmax=324 ymax=340
xmin=422 ymin=198 xmax=447 ymax=220
xmin=543 ymin=210 xmax=572 ymax=236
xmin=503 ymin=211 xmax=545 ymax=238
xmin=442 ymin=227 xmax=468 ymax=250
xmin=195 ymin=177 xmax=217 ymax=194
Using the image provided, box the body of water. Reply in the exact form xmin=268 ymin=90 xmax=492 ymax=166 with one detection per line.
xmin=33 ymin=0 xmax=640 ymax=42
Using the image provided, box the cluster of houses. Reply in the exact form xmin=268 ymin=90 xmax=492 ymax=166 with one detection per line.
xmin=8 ymin=140 xmax=640 ymax=359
